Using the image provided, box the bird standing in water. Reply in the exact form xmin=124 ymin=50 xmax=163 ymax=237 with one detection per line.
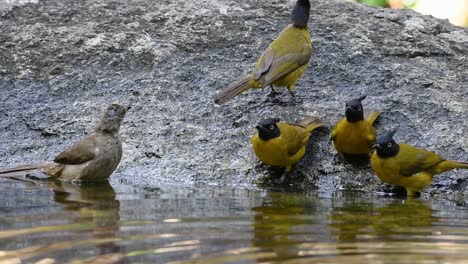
xmin=0 ymin=104 xmax=128 ymax=182
xmin=371 ymin=129 xmax=468 ymax=197
xmin=251 ymin=117 xmax=322 ymax=183
xmin=214 ymin=0 xmax=312 ymax=104
xmin=330 ymin=95 xmax=381 ymax=156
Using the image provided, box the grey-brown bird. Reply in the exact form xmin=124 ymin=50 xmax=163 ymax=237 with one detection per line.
xmin=0 ymin=103 xmax=128 ymax=181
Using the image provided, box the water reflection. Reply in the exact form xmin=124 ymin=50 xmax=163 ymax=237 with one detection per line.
xmin=0 ymin=179 xmax=125 ymax=264
xmin=2 ymin=179 xmax=468 ymax=263
xmin=330 ymin=197 xmax=436 ymax=242
xmin=47 ymin=181 xmax=124 ymax=263
xmin=252 ymin=191 xmax=315 ymax=262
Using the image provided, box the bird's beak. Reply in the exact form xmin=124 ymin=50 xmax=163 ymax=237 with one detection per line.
xmin=255 ymin=125 xmax=263 ymax=131
xmin=372 ymin=144 xmax=381 ymax=150
xmin=345 ymin=106 xmax=352 ymax=113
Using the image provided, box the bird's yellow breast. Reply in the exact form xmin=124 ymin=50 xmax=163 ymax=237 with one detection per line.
xmin=332 ymin=119 xmax=376 ymax=155
xmin=251 ymin=134 xmax=306 ymax=169
xmin=370 ymin=151 xmax=433 ymax=194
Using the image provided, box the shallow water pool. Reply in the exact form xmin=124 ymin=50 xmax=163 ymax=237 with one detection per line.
xmin=1 ymin=178 xmax=468 ymax=263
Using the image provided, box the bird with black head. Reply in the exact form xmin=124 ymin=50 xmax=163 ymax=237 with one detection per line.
xmin=214 ymin=0 xmax=312 ymax=104
xmin=330 ymin=95 xmax=381 ymax=156
xmin=371 ymin=129 xmax=468 ymax=197
xmin=251 ymin=117 xmax=322 ymax=183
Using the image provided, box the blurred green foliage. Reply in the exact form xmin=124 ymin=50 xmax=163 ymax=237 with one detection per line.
xmin=357 ymin=0 xmax=389 ymax=7
xmin=353 ymin=0 xmax=417 ymax=8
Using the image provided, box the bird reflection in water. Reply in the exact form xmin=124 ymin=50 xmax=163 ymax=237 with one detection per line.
xmin=330 ymin=197 xmax=435 ymax=242
xmin=251 ymin=190 xmax=317 ymax=262
xmin=47 ymin=180 xmax=125 ymax=264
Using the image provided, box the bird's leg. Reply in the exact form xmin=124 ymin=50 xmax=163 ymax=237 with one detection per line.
xmin=405 ymin=189 xmax=420 ymax=199
xmin=268 ymin=85 xmax=279 ymax=97
xmin=275 ymin=171 xmax=287 ymax=184
xmin=275 ymin=166 xmax=291 ymax=184
xmin=288 ymin=89 xmax=296 ymax=98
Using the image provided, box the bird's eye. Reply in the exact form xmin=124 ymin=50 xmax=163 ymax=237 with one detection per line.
xmin=387 ymin=143 xmax=392 ymax=148
xmin=269 ymin=125 xmax=275 ymax=130
xmin=357 ymin=106 xmax=362 ymax=111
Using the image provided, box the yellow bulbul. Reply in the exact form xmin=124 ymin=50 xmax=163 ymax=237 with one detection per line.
xmin=330 ymin=95 xmax=381 ymax=156
xmin=251 ymin=117 xmax=322 ymax=183
xmin=371 ymin=129 xmax=468 ymax=197
xmin=214 ymin=0 xmax=312 ymax=104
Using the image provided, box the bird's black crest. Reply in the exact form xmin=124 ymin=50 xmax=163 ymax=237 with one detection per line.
xmin=346 ymin=95 xmax=367 ymax=107
xmin=374 ymin=128 xmax=400 ymax=158
xmin=345 ymin=95 xmax=366 ymax=122
xmin=291 ymin=0 xmax=310 ymax=28
xmin=256 ymin=118 xmax=281 ymax=141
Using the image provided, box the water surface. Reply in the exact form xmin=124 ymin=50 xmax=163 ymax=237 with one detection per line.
xmin=1 ymin=178 xmax=468 ymax=263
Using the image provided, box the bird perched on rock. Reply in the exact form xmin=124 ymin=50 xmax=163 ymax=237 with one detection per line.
xmin=214 ymin=0 xmax=312 ymax=104
xmin=371 ymin=129 xmax=468 ymax=197
xmin=330 ymin=95 xmax=381 ymax=156
xmin=251 ymin=117 xmax=322 ymax=183
xmin=0 ymin=103 xmax=128 ymax=182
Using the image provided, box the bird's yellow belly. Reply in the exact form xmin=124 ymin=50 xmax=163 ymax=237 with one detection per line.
xmin=252 ymin=137 xmax=302 ymax=168
xmin=371 ymin=154 xmax=433 ymax=193
xmin=333 ymin=123 xmax=373 ymax=155
xmin=271 ymin=64 xmax=308 ymax=90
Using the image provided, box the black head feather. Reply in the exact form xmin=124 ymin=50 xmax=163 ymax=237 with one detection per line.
xmin=345 ymin=95 xmax=366 ymax=123
xmin=373 ymin=128 xmax=400 ymax=158
xmin=256 ymin=118 xmax=281 ymax=141
xmin=291 ymin=0 xmax=310 ymax=28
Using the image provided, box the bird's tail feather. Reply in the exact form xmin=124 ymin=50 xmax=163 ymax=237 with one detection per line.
xmin=434 ymin=160 xmax=468 ymax=175
xmin=365 ymin=110 xmax=381 ymax=125
xmin=214 ymin=76 xmax=252 ymax=105
xmin=298 ymin=117 xmax=323 ymax=133
xmin=0 ymin=163 xmax=45 ymax=177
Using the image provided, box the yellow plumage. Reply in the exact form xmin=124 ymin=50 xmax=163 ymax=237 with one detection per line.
xmin=331 ymin=111 xmax=381 ymax=155
xmin=251 ymin=117 xmax=322 ymax=182
xmin=214 ymin=23 xmax=312 ymax=104
xmin=371 ymin=142 xmax=468 ymax=197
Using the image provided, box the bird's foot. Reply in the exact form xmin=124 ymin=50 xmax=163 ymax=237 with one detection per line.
xmin=275 ymin=172 xmax=287 ymax=184
xmin=268 ymin=91 xmax=279 ymax=97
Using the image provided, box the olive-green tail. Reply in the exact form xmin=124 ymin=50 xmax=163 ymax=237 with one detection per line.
xmin=298 ymin=117 xmax=323 ymax=133
xmin=433 ymin=160 xmax=468 ymax=175
xmin=365 ymin=110 xmax=381 ymax=125
xmin=214 ymin=76 xmax=253 ymax=105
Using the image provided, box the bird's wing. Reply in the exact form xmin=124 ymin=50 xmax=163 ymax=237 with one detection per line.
xmin=280 ymin=123 xmax=309 ymax=156
xmin=262 ymin=51 xmax=311 ymax=85
xmin=253 ymin=47 xmax=275 ymax=80
xmin=54 ymin=135 xmax=98 ymax=165
xmin=398 ymin=144 xmax=444 ymax=176
xmin=365 ymin=110 xmax=381 ymax=125
xmin=330 ymin=120 xmax=343 ymax=141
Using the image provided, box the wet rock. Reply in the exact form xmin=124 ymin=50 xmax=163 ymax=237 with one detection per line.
xmin=0 ymin=0 xmax=466 ymax=199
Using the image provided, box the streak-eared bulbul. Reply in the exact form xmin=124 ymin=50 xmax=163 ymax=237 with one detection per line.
xmin=0 ymin=104 xmax=128 ymax=181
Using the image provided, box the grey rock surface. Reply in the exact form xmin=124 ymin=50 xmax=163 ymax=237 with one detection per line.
xmin=0 ymin=0 xmax=467 ymax=199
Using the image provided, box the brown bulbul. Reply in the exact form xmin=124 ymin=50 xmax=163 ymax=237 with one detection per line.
xmin=0 ymin=103 xmax=128 ymax=181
